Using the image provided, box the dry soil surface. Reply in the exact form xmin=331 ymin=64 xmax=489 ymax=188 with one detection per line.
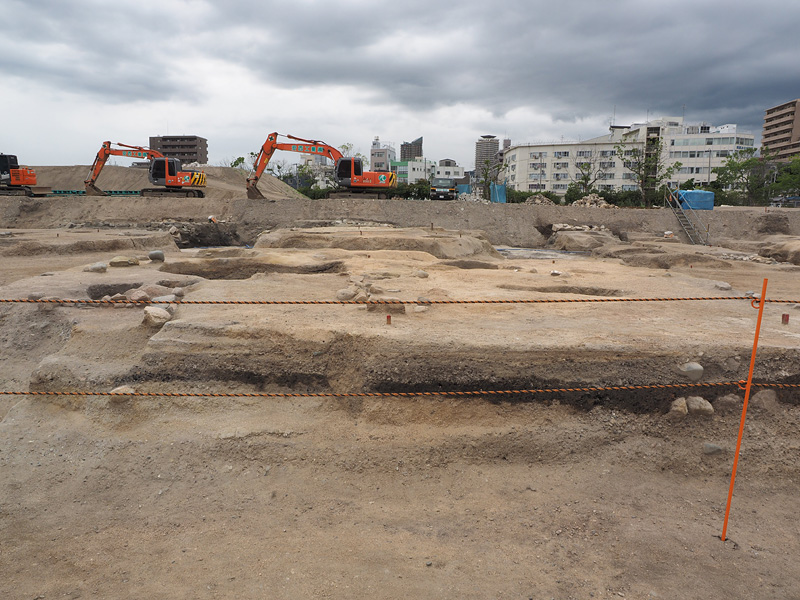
xmin=1 ymin=222 xmax=800 ymax=599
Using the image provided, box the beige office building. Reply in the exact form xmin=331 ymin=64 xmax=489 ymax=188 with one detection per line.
xmin=762 ymin=99 xmax=800 ymax=161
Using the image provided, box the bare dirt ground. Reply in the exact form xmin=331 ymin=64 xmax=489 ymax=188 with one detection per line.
xmin=1 ymin=210 xmax=800 ymax=598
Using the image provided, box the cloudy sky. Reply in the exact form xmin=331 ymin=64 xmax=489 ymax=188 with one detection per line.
xmin=3 ymin=0 xmax=798 ymax=170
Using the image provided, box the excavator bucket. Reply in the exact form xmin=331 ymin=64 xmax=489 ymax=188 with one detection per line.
xmin=85 ymin=182 xmax=108 ymax=196
xmin=246 ymin=183 xmax=265 ymax=200
xmin=27 ymin=186 xmax=52 ymax=197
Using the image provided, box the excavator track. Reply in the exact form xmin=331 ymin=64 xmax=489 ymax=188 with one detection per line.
xmin=140 ymin=188 xmax=205 ymax=198
xmin=0 ymin=185 xmax=52 ymax=197
xmin=327 ymin=189 xmax=394 ymax=200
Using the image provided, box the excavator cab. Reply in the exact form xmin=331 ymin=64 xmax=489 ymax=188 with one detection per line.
xmin=148 ymin=157 xmax=180 ymax=186
xmin=0 ymin=153 xmax=40 ymax=191
xmin=0 ymin=154 xmax=20 ymax=180
xmin=335 ymin=157 xmax=363 ymax=187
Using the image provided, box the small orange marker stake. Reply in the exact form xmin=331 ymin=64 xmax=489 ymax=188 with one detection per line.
xmin=721 ymin=278 xmax=768 ymax=542
xmin=386 ymin=315 xmax=392 ymax=325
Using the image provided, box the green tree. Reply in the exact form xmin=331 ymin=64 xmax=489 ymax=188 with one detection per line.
xmin=712 ymin=148 xmax=774 ymax=205
xmin=564 ymin=182 xmax=588 ymax=204
xmin=615 ymin=137 xmax=680 ymax=207
xmin=506 ymin=189 xmax=533 ymax=203
xmin=770 ymin=156 xmax=800 ymax=198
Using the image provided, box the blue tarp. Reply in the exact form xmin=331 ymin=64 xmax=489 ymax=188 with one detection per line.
xmin=490 ymin=183 xmax=507 ymax=203
xmin=456 ymin=184 xmax=471 ymax=196
xmin=678 ymin=190 xmax=714 ymax=210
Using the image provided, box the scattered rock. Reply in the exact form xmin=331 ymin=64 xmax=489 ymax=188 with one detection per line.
xmin=128 ymin=289 xmax=151 ymax=303
xmin=366 ymin=297 xmax=406 ymax=314
xmin=703 ymin=443 xmax=724 ymax=455
xmin=572 ymin=193 xmax=618 ymax=209
xmin=413 ymin=270 xmax=429 ymax=278
xmin=141 ymin=284 xmax=174 ymax=298
xmin=142 ymin=306 xmax=172 ymax=327
xmin=83 ymin=262 xmax=108 ymax=273
xmin=524 ymin=194 xmax=555 ymax=205
xmin=668 ymin=397 xmax=688 ymax=419
xmin=750 ymin=389 xmax=780 ymax=414
xmin=148 ymin=250 xmax=166 ymax=262
xmin=678 ymin=362 xmax=704 ymax=382
xmin=109 ymin=385 xmax=136 ymax=404
xmin=336 ymin=288 xmax=358 ymax=301
xmin=109 ymin=256 xmax=140 ymax=267
xmin=550 ymin=270 xmax=562 ymax=276
xmin=686 ymin=396 xmax=714 ymax=416
xmin=714 ymin=393 xmax=742 ymax=415
xmin=714 ymin=282 xmax=732 ymax=291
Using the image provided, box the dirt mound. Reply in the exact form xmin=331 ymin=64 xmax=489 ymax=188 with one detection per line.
xmin=32 ymin=165 xmax=306 ymax=201
xmin=759 ymin=236 xmax=800 ymax=265
xmin=255 ymin=227 xmax=502 ymax=260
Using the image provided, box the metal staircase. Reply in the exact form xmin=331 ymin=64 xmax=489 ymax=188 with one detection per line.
xmin=666 ymin=189 xmax=709 ymax=245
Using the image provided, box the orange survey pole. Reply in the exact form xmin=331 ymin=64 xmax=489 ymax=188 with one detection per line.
xmin=721 ymin=278 xmax=768 ymax=542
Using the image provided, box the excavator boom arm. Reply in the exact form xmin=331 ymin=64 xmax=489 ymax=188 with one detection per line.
xmin=247 ymin=132 xmax=342 ymax=198
xmin=85 ymin=142 xmax=164 ymax=192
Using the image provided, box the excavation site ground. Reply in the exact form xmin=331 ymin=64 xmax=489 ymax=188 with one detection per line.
xmin=1 ymin=168 xmax=800 ymax=599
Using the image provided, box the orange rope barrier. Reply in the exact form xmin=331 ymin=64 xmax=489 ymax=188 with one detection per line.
xmin=1 ymin=381 xmax=796 ymax=399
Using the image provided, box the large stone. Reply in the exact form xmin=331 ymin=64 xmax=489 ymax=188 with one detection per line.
xmin=148 ymin=250 xmax=166 ymax=262
xmin=750 ymin=389 xmax=780 ymax=414
xmin=366 ymin=297 xmax=406 ymax=314
xmin=667 ymin=397 xmax=688 ymax=419
xmin=678 ymin=362 xmax=704 ymax=382
xmin=142 ymin=306 xmax=172 ymax=327
xmin=109 ymin=385 xmax=136 ymax=404
xmin=109 ymin=256 xmax=140 ymax=267
xmin=686 ymin=396 xmax=714 ymax=416
xmin=83 ymin=262 xmax=108 ymax=273
xmin=714 ymin=393 xmax=742 ymax=415
xmin=128 ymin=289 xmax=151 ymax=303
xmin=336 ymin=288 xmax=358 ymax=301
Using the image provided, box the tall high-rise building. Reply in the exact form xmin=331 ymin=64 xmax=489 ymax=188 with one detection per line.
xmin=474 ymin=135 xmax=500 ymax=177
xmin=763 ymin=99 xmax=800 ymax=161
xmin=400 ymin=137 xmax=423 ymax=161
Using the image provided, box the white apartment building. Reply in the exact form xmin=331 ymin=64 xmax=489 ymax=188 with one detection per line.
xmin=434 ymin=158 xmax=465 ymax=180
xmin=370 ymin=136 xmax=396 ymax=172
xmin=503 ymin=117 xmax=755 ymax=194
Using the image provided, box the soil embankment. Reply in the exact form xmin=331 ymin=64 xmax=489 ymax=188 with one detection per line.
xmin=1 ymin=186 xmax=800 ymax=598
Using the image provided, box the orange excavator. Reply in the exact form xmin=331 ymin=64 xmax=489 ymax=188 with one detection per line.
xmin=246 ymin=132 xmax=397 ymax=199
xmin=85 ymin=141 xmax=206 ymax=197
xmin=0 ymin=154 xmax=51 ymax=196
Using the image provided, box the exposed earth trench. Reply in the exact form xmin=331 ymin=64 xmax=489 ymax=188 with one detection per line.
xmin=1 ymin=182 xmax=800 ymax=599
